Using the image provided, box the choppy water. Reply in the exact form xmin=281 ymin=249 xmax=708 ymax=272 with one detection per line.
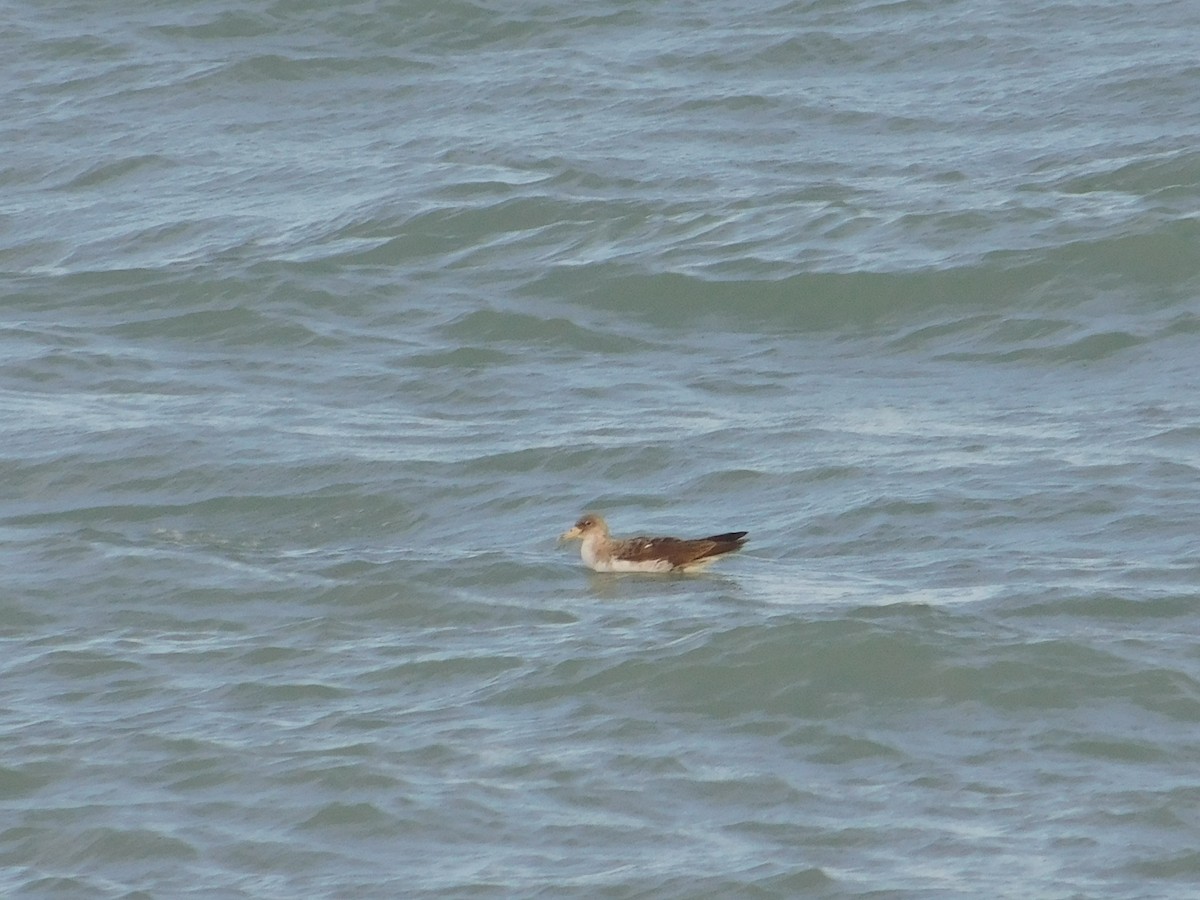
xmin=4 ymin=0 xmax=1200 ymax=896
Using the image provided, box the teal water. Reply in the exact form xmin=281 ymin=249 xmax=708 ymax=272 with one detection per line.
xmin=4 ymin=1 xmax=1200 ymax=896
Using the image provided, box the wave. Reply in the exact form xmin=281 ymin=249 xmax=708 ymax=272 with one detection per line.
xmin=522 ymin=215 xmax=1199 ymax=334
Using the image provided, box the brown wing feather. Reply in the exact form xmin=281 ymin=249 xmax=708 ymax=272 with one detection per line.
xmin=614 ymin=532 xmax=748 ymax=568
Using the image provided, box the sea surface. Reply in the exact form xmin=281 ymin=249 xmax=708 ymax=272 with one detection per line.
xmin=4 ymin=0 xmax=1200 ymax=896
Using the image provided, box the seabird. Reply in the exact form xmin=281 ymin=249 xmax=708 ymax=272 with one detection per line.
xmin=559 ymin=513 xmax=748 ymax=573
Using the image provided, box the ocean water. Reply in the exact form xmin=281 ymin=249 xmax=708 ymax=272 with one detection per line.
xmin=3 ymin=0 xmax=1200 ymax=896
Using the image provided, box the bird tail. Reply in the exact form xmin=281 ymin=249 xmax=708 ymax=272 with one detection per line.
xmin=705 ymin=531 xmax=748 ymax=546
xmin=699 ymin=532 xmax=748 ymax=558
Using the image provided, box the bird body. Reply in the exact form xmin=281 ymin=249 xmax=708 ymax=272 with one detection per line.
xmin=560 ymin=514 xmax=747 ymax=573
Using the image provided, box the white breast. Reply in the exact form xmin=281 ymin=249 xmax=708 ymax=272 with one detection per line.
xmin=581 ymin=535 xmax=674 ymax=573
xmin=592 ymin=556 xmax=674 ymax=573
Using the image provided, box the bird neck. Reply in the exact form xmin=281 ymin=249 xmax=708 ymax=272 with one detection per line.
xmin=580 ymin=531 xmax=608 ymax=567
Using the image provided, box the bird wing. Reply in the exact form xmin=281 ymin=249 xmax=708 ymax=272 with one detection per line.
xmin=611 ymin=533 xmax=747 ymax=568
